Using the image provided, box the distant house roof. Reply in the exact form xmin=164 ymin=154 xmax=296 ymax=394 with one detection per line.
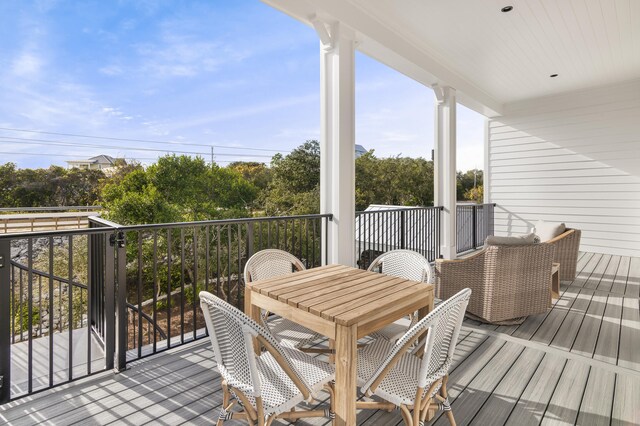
xmin=355 ymin=144 xmax=367 ymax=158
xmin=66 ymin=155 xmax=122 ymax=166
xmin=88 ymin=155 xmax=116 ymax=165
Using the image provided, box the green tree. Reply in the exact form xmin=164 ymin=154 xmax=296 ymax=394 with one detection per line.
xmin=264 ymin=141 xmax=321 ymax=215
xmin=355 ymin=151 xmax=434 ymax=210
xmin=457 ymin=169 xmax=483 ymax=201
xmin=0 ymin=163 xmax=18 ymax=206
xmin=101 ymin=154 xmax=257 ymax=224
xmin=463 ymin=185 xmax=484 ymax=203
xmin=211 ymin=166 xmax=258 ymax=213
xmin=227 ymin=162 xmax=272 ymax=192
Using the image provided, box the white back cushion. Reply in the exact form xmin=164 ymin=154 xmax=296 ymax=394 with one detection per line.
xmin=533 ymin=221 xmax=566 ymax=242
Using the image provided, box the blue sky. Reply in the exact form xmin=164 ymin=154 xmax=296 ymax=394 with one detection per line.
xmin=0 ymin=0 xmax=484 ymax=171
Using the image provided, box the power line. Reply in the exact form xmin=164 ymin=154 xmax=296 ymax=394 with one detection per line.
xmin=0 ymin=136 xmax=275 ymax=159
xmin=0 ymin=127 xmax=291 ymax=153
xmin=0 ymin=151 xmax=243 ymax=164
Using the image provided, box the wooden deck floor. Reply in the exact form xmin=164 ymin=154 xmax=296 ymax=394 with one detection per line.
xmin=1 ymin=252 xmax=639 ymax=426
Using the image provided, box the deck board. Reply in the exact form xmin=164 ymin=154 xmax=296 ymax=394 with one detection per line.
xmin=539 ymin=359 xmax=590 ymax=425
xmin=570 ymin=289 xmax=607 ymax=358
xmin=2 ymin=252 xmax=639 ymax=426
xmin=593 ymin=293 xmax=623 ymax=364
xmin=435 ymin=341 xmax=524 ymax=426
xmin=469 ymin=347 xmax=545 ymax=426
xmin=611 ymin=374 xmax=640 ymax=426
xmin=575 ymin=367 xmax=616 ymax=426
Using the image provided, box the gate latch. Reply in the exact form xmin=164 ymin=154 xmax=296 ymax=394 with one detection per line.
xmin=109 ymin=231 xmax=126 ymax=248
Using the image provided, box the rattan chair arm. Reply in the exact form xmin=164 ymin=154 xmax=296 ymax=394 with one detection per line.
xmin=544 ymin=228 xmax=581 ymax=281
xmin=546 ymin=228 xmax=575 ymax=245
xmin=435 ymin=249 xmax=486 ymax=264
xmin=256 ymin=334 xmax=313 ymax=402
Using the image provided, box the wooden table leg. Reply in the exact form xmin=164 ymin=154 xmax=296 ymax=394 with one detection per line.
xmin=417 ymin=293 xmax=435 ymax=320
xmin=334 ymin=323 xmax=357 ymax=426
xmin=244 ymin=288 xmax=262 ymax=355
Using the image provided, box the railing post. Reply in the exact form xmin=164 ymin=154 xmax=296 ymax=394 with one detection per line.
xmin=0 ymin=239 xmax=11 ymax=403
xmin=400 ymin=210 xmax=406 ymax=250
xmin=104 ymin=233 xmax=116 ymax=371
xmin=490 ymin=203 xmax=496 ymax=237
xmin=247 ymin=222 xmax=254 ymax=260
xmin=472 ymin=205 xmax=478 ymax=249
xmin=89 ymin=221 xmax=105 ymax=338
xmin=113 ymin=231 xmax=127 ymax=372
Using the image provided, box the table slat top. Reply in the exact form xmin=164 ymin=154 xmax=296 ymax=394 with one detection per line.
xmin=249 ymin=264 xmax=433 ymax=326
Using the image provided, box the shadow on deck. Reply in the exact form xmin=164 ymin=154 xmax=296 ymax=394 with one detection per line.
xmin=1 ymin=252 xmax=639 ymax=425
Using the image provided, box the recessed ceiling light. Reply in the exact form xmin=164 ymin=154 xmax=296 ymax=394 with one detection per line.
xmin=501 ymin=6 xmax=513 ymax=12
xmin=550 ymin=74 xmax=559 ymax=78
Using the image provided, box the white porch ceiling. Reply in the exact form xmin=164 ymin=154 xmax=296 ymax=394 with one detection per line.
xmin=262 ymin=0 xmax=640 ymax=117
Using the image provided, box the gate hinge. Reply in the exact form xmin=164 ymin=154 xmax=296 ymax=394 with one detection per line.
xmin=109 ymin=231 xmax=125 ymax=248
xmin=0 ymin=254 xmax=4 ymax=268
xmin=0 ymin=375 xmax=3 ymax=388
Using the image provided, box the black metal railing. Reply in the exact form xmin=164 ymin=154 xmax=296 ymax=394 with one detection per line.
xmin=114 ymin=214 xmax=330 ymax=365
xmin=456 ymin=203 xmax=495 ymax=254
xmin=0 ymin=226 xmax=115 ymax=402
xmin=355 ymin=207 xmax=442 ymax=269
xmin=0 ymin=206 xmax=102 ymax=213
xmin=0 ymin=213 xmax=331 ymax=402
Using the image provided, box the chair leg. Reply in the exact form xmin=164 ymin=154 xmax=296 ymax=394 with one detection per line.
xmin=440 ymin=376 xmax=456 ymax=426
xmin=326 ymin=382 xmax=337 ymax=426
xmin=217 ymin=383 xmax=234 ymax=425
xmin=399 ymin=405 xmax=414 ymax=426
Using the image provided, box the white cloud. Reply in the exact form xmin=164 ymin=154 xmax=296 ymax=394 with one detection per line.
xmin=168 ymin=93 xmax=319 ymax=131
xmin=99 ymin=65 xmax=124 ymax=76
xmin=12 ymin=52 xmax=43 ymax=76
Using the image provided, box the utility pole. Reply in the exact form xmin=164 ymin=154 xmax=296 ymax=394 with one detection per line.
xmin=210 ymin=146 xmax=215 ymax=168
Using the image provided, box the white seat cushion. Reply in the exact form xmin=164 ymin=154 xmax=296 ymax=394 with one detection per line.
xmin=485 ymin=232 xmax=537 ymax=246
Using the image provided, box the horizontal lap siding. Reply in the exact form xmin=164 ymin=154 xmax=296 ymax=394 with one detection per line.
xmin=487 ymin=80 xmax=640 ymax=257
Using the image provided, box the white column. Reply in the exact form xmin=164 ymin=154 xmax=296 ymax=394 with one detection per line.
xmin=319 ymin=21 xmax=356 ymax=266
xmin=433 ymin=85 xmax=457 ymax=259
xmin=483 ymin=118 xmax=491 ymax=204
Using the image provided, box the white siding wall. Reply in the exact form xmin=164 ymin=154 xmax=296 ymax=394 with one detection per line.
xmin=486 ymin=79 xmax=640 ymax=257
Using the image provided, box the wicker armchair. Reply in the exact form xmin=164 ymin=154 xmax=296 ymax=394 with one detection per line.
xmin=545 ymin=228 xmax=581 ymax=281
xmin=435 ymin=243 xmax=555 ymax=324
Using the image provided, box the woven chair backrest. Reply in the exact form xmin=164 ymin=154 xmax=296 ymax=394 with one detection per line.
xmin=361 ymin=288 xmax=471 ymax=394
xmin=244 ymin=249 xmax=306 ymax=284
xmin=418 ymin=288 xmax=470 ymax=386
xmin=367 ymin=249 xmax=433 ymax=283
xmin=199 ymin=291 xmax=308 ymax=398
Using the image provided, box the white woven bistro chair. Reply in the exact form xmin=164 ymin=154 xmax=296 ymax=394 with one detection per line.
xmin=244 ymin=249 xmax=325 ymax=352
xmin=367 ymin=250 xmax=434 ymax=342
xmin=200 ymin=291 xmax=336 ymax=426
xmin=356 ymin=288 xmax=471 ymax=426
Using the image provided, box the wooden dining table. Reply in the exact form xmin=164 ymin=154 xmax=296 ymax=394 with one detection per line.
xmin=245 ymin=264 xmax=435 ymax=426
